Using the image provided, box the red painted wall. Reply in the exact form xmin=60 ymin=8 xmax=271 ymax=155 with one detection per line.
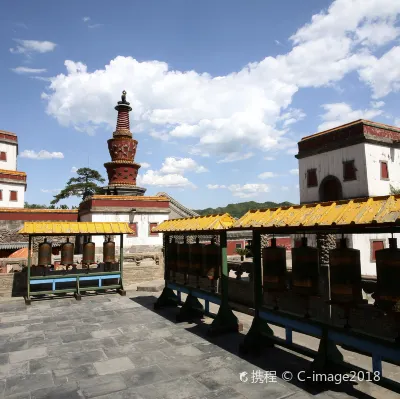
xmin=227 ymin=240 xmax=246 ymax=255
xmin=268 ymin=237 xmax=291 ymax=251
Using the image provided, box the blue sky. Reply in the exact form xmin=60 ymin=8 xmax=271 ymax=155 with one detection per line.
xmin=1 ymin=0 xmax=400 ymax=209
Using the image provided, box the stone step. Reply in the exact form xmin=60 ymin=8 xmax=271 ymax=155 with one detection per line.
xmin=136 ymin=279 xmax=165 ymax=292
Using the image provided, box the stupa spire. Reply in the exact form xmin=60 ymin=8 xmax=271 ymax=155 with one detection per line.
xmin=114 ymin=90 xmax=133 ymax=137
xmin=102 ymin=90 xmax=146 ymax=196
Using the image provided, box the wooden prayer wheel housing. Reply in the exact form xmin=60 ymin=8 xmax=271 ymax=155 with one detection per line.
xmin=329 ymin=238 xmax=362 ymax=304
xmin=291 ymin=237 xmax=319 ymax=296
xmin=60 ymin=238 xmax=74 ymax=266
xmin=167 ymin=238 xmax=178 ymax=273
xmin=188 ymin=237 xmax=204 ymax=276
xmin=38 ymin=238 xmax=52 ymax=266
xmin=262 ymin=238 xmax=287 ymax=292
xmin=177 ymin=241 xmax=190 ymax=273
xmin=202 ymin=238 xmax=221 ymax=280
xmin=375 ymin=237 xmax=400 ymax=311
xmin=82 ymin=241 xmax=95 ymax=265
xmin=103 ymin=238 xmax=115 ymax=263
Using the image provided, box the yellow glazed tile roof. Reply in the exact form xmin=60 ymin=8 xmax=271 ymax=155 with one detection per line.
xmin=153 ymin=213 xmax=236 ymax=233
xmin=233 ymin=195 xmax=400 ymax=230
xmin=0 ymin=169 xmax=26 ymax=176
xmin=18 ymin=222 xmax=134 ymax=235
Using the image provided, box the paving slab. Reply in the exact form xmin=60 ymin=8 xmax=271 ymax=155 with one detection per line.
xmin=9 ymin=347 xmax=47 ymax=364
xmin=94 ymin=356 xmax=135 ymax=375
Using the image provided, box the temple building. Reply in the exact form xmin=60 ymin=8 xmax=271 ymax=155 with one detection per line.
xmin=295 ymin=119 xmax=400 ymax=277
xmin=0 ymin=130 xmax=26 ymax=208
xmin=78 ymin=91 xmax=170 ymax=254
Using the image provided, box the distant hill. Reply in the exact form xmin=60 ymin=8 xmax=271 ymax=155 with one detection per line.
xmin=193 ymin=200 xmax=295 ymax=219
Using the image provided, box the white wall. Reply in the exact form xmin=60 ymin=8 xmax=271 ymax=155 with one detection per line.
xmin=291 ymin=232 xmax=400 ymax=277
xmin=364 ymin=143 xmax=400 ymax=197
xmin=0 ymin=143 xmax=17 ymax=171
xmin=80 ymin=211 xmax=168 ymax=249
xmin=0 ymin=182 xmax=25 ymax=208
xmin=351 ymin=232 xmax=400 ymax=277
xmin=299 ymin=143 xmax=368 ymax=203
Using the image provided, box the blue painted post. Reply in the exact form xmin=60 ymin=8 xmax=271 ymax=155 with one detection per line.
xmin=52 ymin=280 xmax=55 ymax=291
xmin=26 ymin=235 xmax=32 ymax=305
xmin=99 ymin=277 xmax=102 ymax=288
xmin=372 ymin=354 xmax=382 ymax=376
xmin=285 ymin=327 xmax=293 ymax=345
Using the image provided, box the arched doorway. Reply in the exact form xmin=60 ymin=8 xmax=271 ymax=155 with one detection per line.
xmin=319 ymin=175 xmax=343 ymax=202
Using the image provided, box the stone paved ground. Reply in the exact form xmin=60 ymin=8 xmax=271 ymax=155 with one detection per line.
xmin=0 ymin=291 xmax=399 ymax=399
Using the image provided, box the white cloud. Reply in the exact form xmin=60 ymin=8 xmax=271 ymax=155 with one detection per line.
xmin=318 ymin=102 xmax=384 ymax=131
xmin=83 ymin=17 xmax=91 ymax=22
xmin=159 ymin=157 xmax=207 ymax=174
xmin=358 ymin=47 xmax=400 ymax=98
xmin=88 ymin=24 xmax=103 ymax=29
xmin=137 ymin=170 xmax=195 ymax=188
xmin=12 ymin=66 xmax=46 ymax=74
xmin=264 ymin=156 xmax=275 ymax=161
xmin=41 ymin=188 xmax=61 ymax=193
xmin=217 ymin=152 xmax=254 ymax=163
xmin=71 ymin=166 xmax=78 ymax=173
xmin=209 ymin=183 xmax=269 ymax=198
xmin=258 ymin=172 xmax=277 ymax=179
xmin=207 ymin=184 xmax=226 ymax=189
xmin=10 ymin=39 xmax=56 ymax=55
xmin=227 ymin=184 xmax=270 ymax=199
xmin=281 ymin=186 xmax=289 ymax=191
xmin=139 ymin=162 xmax=151 ymax=169
xmin=286 ymin=148 xmax=298 ymax=155
xmin=20 ymin=150 xmax=64 ymax=160
xmin=370 ymin=101 xmax=385 ymax=108
xmin=290 ymin=169 xmax=299 ymax=175
xmin=278 ymin=108 xmax=306 ymax=127
xmin=41 ymin=0 xmax=400 ymax=158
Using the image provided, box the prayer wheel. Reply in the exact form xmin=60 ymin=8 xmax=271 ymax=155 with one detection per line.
xmin=103 ymin=238 xmax=115 ymax=263
xmin=375 ymin=238 xmax=400 ymax=310
xmin=177 ymin=240 xmax=190 ymax=274
xmin=262 ymin=238 xmax=287 ymax=292
xmin=329 ymin=238 xmax=362 ymax=304
xmin=61 ymin=238 xmax=74 ymax=266
xmin=167 ymin=238 xmax=178 ymax=272
xmin=291 ymin=237 xmax=319 ymax=296
xmin=38 ymin=238 xmax=52 ymax=266
xmin=82 ymin=241 xmax=95 ymax=265
xmin=202 ymin=238 xmax=221 ymax=280
xmin=188 ymin=237 xmax=204 ymax=275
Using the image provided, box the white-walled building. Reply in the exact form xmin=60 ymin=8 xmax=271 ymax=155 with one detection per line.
xmin=0 ymin=130 xmax=26 ymax=208
xmin=295 ymin=119 xmax=400 ymax=277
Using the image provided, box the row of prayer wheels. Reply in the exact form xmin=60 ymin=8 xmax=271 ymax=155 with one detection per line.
xmin=263 ymin=237 xmax=400 ymax=311
xmin=37 ymin=238 xmax=116 ymax=266
xmin=167 ymin=238 xmax=221 ymax=280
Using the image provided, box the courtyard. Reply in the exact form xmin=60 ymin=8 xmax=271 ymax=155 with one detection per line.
xmin=0 ymin=291 xmax=398 ymax=399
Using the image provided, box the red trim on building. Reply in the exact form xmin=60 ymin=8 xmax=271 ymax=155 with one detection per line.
xmin=0 ymin=132 xmax=17 ymax=142
xmin=298 ymin=121 xmax=400 ymax=155
xmin=0 ymin=172 xmax=26 ymax=182
xmin=0 ymin=211 xmax=78 ymax=221
xmin=88 ymin=198 xmax=170 ymax=209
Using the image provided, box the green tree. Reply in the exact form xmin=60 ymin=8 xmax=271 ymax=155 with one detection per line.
xmin=51 ymin=167 xmax=105 ymax=205
xmin=24 ymin=202 xmax=48 ymax=209
xmin=390 ymin=185 xmax=400 ymax=195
